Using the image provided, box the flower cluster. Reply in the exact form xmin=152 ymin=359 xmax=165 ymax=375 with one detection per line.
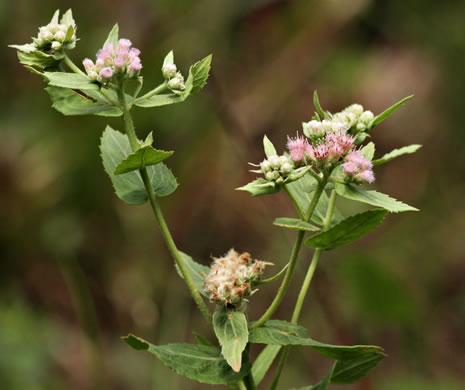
xmin=203 ymin=249 xmax=272 ymax=306
xmin=31 ymin=20 xmax=76 ymax=52
xmin=259 ymin=155 xmax=294 ymax=184
xmin=83 ymin=39 xmax=142 ymax=83
xmin=343 ymin=151 xmax=375 ymax=183
xmin=333 ymin=104 xmax=374 ymax=133
xmin=162 ymin=63 xmax=186 ymax=94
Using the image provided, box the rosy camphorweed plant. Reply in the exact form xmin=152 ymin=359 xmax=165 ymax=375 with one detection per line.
xmin=11 ymin=9 xmax=422 ymax=389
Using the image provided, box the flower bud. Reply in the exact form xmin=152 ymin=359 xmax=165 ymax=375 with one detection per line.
xmin=360 ymin=110 xmax=374 ymax=123
xmin=162 ymin=63 xmax=177 ymax=79
xmin=346 ymin=104 xmax=364 ymax=116
xmin=51 ymin=41 xmax=62 ymax=50
xmin=167 ymin=73 xmax=185 ymax=91
xmin=54 ymin=30 xmax=66 ymax=41
xmin=99 ymin=67 xmax=114 ymax=82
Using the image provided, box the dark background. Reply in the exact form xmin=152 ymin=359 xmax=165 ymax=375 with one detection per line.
xmin=2 ymin=0 xmax=465 ymax=389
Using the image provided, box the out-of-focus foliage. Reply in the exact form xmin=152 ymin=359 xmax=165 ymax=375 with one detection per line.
xmin=2 ymin=0 xmax=464 ymax=389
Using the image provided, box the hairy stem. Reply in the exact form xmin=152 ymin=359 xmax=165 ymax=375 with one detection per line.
xmin=117 ymin=82 xmax=212 ymax=324
xmin=271 ymin=189 xmax=337 ymax=389
xmin=250 ymin=177 xmax=328 ymax=329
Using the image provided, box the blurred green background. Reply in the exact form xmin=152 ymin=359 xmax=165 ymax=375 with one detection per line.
xmin=2 ymin=0 xmax=465 ymax=389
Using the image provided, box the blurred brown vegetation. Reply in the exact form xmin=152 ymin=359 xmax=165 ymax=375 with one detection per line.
xmin=1 ymin=0 xmax=465 ymax=389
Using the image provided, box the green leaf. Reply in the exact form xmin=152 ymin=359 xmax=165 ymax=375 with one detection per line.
xmin=114 ymin=146 xmax=173 ymax=175
xmin=135 ymin=93 xmax=185 ymax=108
xmin=189 ymin=54 xmax=212 ymax=95
xmin=360 ymin=142 xmax=375 ymax=161
xmin=103 ymin=24 xmax=119 ymax=48
xmin=372 ymin=144 xmax=422 ymax=166
xmin=313 ymin=91 xmax=330 ymax=120
xmin=9 ymin=43 xmax=36 ymax=53
xmin=263 ymin=135 xmax=277 ymax=157
xmin=193 ymin=332 xmax=214 ymax=346
xmin=41 ymin=72 xmax=99 ymax=90
xmin=369 ymin=95 xmax=413 ymax=129
xmin=45 ymin=86 xmax=122 ymax=117
xmin=60 ymin=9 xmax=75 ymax=26
xmin=305 ymin=209 xmax=388 ymax=251
xmin=331 ymin=352 xmax=386 ymax=384
xmin=16 ymin=51 xmax=62 ymax=69
xmin=213 ymin=308 xmax=249 ymax=373
xmin=175 ymin=252 xmax=210 ymax=298
xmin=50 ymin=9 xmax=60 ymax=24
xmin=335 ymin=183 xmax=418 ymax=213
xmin=122 ymin=334 xmax=250 ymax=385
xmin=248 ymin=320 xmax=383 ymax=360
xmin=285 ymin=175 xmax=343 ymax=225
xmin=236 ymin=178 xmax=280 ymax=197
xmin=252 ymin=345 xmax=281 ymax=385
xmin=100 ymin=126 xmax=177 ymax=204
xmin=163 ymin=50 xmax=174 ymax=66
xmin=273 ymin=217 xmax=320 ymax=232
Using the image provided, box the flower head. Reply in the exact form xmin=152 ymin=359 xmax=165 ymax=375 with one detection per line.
xmin=287 ymin=133 xmax=311 ymax=163
xmin=343 ymin=151 xmax=375 ymax=184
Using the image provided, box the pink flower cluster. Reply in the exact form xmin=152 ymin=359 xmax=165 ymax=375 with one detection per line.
xmin=288 ymin=132 xmax=355 ymax=167
xmin=343 ymin=151 xmax=375 ymax=183
xmin=82 ymin=38 xmax=142 ymax=83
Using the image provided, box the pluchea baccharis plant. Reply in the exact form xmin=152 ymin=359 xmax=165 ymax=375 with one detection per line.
xmin=11 ymin=9 xmax=422 ymax=389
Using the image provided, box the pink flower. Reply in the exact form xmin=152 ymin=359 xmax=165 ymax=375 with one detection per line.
xmin=82 ymin=58 xmax=94 ymax=71
xmin=99 ymin=67 xmax=113 ymax=80
xmin=313 ymin=143 xmax=329 ymax=162
xmin=356 ymin=170 xmax=375 ymax=183
xmin=287 ymin=133 xmax=310 ymax=162
xmin=343 ymin=151 xmax=375 ymax=184
xmin=118 ymin=38 xmax=132 ymax=51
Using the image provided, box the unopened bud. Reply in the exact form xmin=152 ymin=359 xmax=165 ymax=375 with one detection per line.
xmin=162 ymin=63 xmax=177 ymax=79
xmin=360 ymin=110 xmax=374 ymax=123
xmin=54 ymin=31 xmax=66 ymax=41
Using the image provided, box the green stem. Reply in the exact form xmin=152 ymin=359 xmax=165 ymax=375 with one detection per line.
xmin=117 ymin=82 xmax=212 ymax=324
xmin=250 ymin=177 xmax=328 ymax=329
xmin=271 ymin=189 xmax=337 ymax=389
xmin=63 ymin=54 xmax=86 ymax=76
xmin=135 ymin=82 xmax=168 ymax=103
xmin=243 ymin=344 xmax=257 ymax=390
xmin=238 ymin=380 xmax=247 ymax=390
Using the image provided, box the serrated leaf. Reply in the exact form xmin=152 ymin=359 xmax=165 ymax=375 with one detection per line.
xmin=60 ymin=9 xmax=75 ymax=26
xmin=122 ymin=334 xmax=250 ymax=385
xmin=305 ymin=209 xmax=388 ymax=251
xmin=114 ymin=146 xmax=173 ymax=175
xmin=189 ymin=54 xmax=212 ymax=95
xmin=248 ymin=320 xmax=383 ymax=360
xmin=252 ymin=345 xmax=281 ymax=385
xmin=313 ymin=91 xmax=330 ymax=120
xmin=16 ymin=50 xmax=62 ymax=69
xmin=103 ymin=24 xmax=119 ymax=48
xmin=263 ymin=135 xmax=277 ymax=157
xmin=236 ymin=178 xmax=279 ymax=197
xmin=41 ymin=72 xmax=98 ymax=90
xmin=372 ymin=144 xmax=422 ymax=166
xmin=175 ymin=252 xmax=210 ymax=298
xmin=369 ymin=95 xmax=413 ymax=129
xmin=360 ymin=142 xmax=375 ymax=161
xmin=285 ymin=175 xmax=343 ymax=225
xmin=273 ymin=217 xmax=320 ymax=232
xmin=335 ymin=183 xmax=418 ymax=213
xmin=46 ymin=86 xmax=122 ymax=117
xmin=100 ymin=126 xmax=177 ymax=204
xmin=213 ymin=308 xmax=249 ymax=372
xmin=331 ymin=351 xmax=386 ymax=384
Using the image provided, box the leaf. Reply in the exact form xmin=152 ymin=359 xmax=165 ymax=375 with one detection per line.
xmin=285 ymin=175 xmax=343 ymax=225
xmin=273 ymin=217 xmax=320 ymax=232
xmin=313 ymin=91 xmax=330 ymax=120
xmin=122 ymin=334 xmax=250 ymax=385
xmin=16 ymin=51 xmax=62 ymax=69
xmin=331 ymin=351 xmax=386 ymax=384
xmin=60 ymin=9 xmax=75 ymax=26
xmin=372 ymin=144 xmax=422 ymax=166
xmin=335 ymin=183 xmax=418 ymax=213
xmin=50 ymin=9 xmax=60 ymax=24
xmin=100 ymin=126 xmax=177 ymax=204
xmin=45 ymin=86 xmax=122 ymax=117
xmin=248 ymin=320 xmax=383 ymax=360
xmin=193 ymin=332 xmax=214 ymax=346
xmin=175 ymin=252 xmax=210 ymax=298
xmin=114 ymin=146 xmax=173 ymax=175
xmin=213 ymin=308 xmax=249 ymax=372
xmin=9 ymin=43 xmax=37 ymax=53
xmin=252 ymin=345 xmax=281 ymax=385
xmin=369 ymin=95 xmax=413 ymax=129
xmin=163 ymin=50 xmax=174 ymax=66
xmin=360 ymin=142 xmax=375 ymax=161
xmin=236 ymin=178 xmax=280 ymax=197
xmin=263 ymin=135 xmax=277 ymax=157
xmin=305 ymin=209 xmax=388 ymax=251
xmin=135 ymin=93 xmax=185 ymax=108
xmin=188 ymin=54 xmax=212 ymax=95
xmin=42 ymin=72 xmax=99 ymax=90
xmin=103 ymin=24 xmax=119 ymax=48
